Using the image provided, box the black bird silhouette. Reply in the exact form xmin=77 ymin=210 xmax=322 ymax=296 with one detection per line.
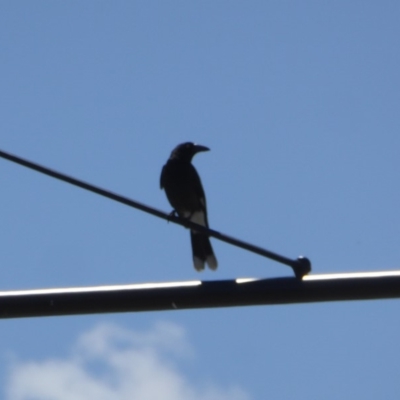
xmin=160 ymin=142 xmax=217 ymax=271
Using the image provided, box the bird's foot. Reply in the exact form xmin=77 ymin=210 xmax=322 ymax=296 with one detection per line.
xmin=167 ymin=210 xmax=178 ymax=223
xmin=167 ymin=210 xmax=192 ymax=229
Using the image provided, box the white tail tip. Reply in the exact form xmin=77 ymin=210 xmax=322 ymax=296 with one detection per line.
xmin=206 ymin=254 xmax=218 ymax=270
xmin=193 ymin=257 xmax=205 ymax=272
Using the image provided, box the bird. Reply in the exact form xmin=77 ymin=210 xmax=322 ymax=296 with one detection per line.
xmin=160 ymin=142 xmax=217 ymax=271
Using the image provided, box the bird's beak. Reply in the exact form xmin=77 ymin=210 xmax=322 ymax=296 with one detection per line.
xmin=193 ymin=144 xmax=210 ymax=153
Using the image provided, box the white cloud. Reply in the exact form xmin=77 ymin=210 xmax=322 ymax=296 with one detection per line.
xmin=6 ymin=321 xmax=250 ymax=400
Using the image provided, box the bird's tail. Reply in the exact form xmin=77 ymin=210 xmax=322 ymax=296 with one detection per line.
xmin=190 ymin=231 xmax=218 ymax=271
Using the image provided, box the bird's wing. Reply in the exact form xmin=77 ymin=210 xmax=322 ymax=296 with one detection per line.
xmin=189 ymin=165 xmax=206 ymax=207
xmin=188 ymin=165 xmax=209 ymax=227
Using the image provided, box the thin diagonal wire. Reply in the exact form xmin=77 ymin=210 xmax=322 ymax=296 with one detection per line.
xmin=0 ymin=148 xmax=310 ymax=276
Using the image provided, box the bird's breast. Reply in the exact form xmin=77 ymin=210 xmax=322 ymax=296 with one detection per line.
xmin=161 ymin=161 xmax=204 ymax=215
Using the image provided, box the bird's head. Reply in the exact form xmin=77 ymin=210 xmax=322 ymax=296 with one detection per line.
xmin=170 ymin=142 xmax=210 ymax=162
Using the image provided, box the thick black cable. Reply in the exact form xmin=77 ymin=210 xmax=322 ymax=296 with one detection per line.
xmin=0 ymin=148 xmax=311 ymax=278
xmin=0 ymin=271 xmax=400 ymax=318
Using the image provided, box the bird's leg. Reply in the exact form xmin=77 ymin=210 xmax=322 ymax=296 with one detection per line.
xmin=167 ymin=210 xmax=191 ymax=228
xmin=167 ymin=210 xmax=192 ymax=229
xmin=167 ymin=209 xmax=178 ymax=223
xmin=177 ymin=211 xmax=194 ymax=230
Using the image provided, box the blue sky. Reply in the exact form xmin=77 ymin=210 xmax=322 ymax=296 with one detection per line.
xmin=1 ymin=1 xmax=400 ymax=399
